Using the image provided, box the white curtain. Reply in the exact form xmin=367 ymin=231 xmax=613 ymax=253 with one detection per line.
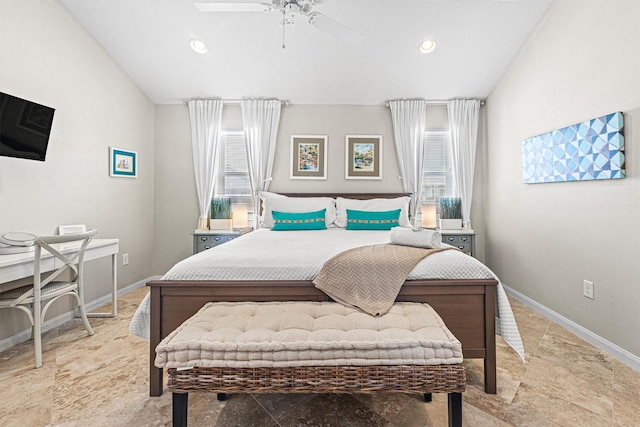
xmin=447 ymin=99 xmax=481 ymax=229
xmin=389 ymin=99 xmax=427 ymax=223
xmin=188 ymin=99 xmax=224 ymax=230
xmin=240 ymin=99 xmax=281 ymax=223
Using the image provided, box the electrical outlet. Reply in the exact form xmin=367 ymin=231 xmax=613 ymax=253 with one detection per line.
xmin=122 ymin=253 xmax=129 ymax=266
xmin=583 ymin=280 xmax=594 ymax=299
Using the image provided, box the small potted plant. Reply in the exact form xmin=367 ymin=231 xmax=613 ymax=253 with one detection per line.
xmin=438 ymin=197 xmax=462 ymax=230
xmin=210 ymin=198 xmax=232 ymax=230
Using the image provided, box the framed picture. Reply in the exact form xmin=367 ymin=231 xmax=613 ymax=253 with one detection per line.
xmin=290 ymin=135 xmax=327 ymax=180
xmin=345 ymin=135 xmax=382 ymax=180
xmin=109 ymin=147 xmax=137 ymax=178
xmin=57 ymin=224 xmax=87 ymax=235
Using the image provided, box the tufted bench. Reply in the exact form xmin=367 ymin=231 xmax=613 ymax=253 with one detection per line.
xmin=155 ymin=301 xmax=466 ymax=427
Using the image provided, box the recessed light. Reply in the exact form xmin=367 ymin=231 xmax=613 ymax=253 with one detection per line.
xmin=190 ymin=39 xmax=208 ymax=54
xmin=419 ymin=39 xmax=436 ymax=54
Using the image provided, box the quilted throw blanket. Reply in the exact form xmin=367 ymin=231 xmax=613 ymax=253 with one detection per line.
xmin=313 ymin=244 xmax=451 ymax=316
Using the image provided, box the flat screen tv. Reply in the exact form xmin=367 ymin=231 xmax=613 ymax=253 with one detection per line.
xmin=0 ymin=91 xmax=55 ymax=161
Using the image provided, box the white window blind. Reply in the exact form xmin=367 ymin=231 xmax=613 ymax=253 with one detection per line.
xmin=215 ymin=131 xmax=253 ymax=209
xmin=421 ymin=130 xmax=455 ymax=203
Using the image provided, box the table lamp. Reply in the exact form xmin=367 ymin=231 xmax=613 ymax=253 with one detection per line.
xmin=421 ymin=203 xmax=437 ymax=228
xmin=232 ymin=203 xmax=249 ymax=229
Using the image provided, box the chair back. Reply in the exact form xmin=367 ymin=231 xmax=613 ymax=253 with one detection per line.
xmin=18 ymin=229 xmax=98 ymax=304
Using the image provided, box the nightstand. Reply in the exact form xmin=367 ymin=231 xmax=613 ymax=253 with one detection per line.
xmin=192 ymin=228 xmax=252 ymax=254
xmin=440 ymin=230 xmax=476 ymax=257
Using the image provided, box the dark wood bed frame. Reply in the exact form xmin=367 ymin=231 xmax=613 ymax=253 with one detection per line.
xmin=147 ymin=193 xmax=497 ymax=397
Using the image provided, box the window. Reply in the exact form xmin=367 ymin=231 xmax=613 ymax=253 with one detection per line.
xmin=421 ymin=130 xmax=456 ymax=203
xmin=215 ymin=131 xmax=253 ymax=209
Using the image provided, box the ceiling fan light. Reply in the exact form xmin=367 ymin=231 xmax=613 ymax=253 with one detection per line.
xmin=190 ymin=38 xmax=208 ymax=54
xmin=419 ymin=39 xmax=436 ymax=53
xmin=284 ymin=2 xmax=302 ymax=21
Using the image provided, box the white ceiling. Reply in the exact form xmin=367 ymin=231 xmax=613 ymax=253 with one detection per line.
xmin=59 ymin=0 xmax=551 ymax=105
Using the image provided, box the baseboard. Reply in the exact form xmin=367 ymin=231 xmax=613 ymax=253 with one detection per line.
xmin=84 ymin=275 xmax=160 ymax=312
xmin=503 ymin=284 xmax=640 ymax=372
xmin=0 ymin=275 xmax=159 ymax=354
xmin=9 ymin=278 xmax=638 ymax=372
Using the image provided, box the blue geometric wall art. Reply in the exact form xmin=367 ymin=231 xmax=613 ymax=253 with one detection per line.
xmin=521 ymin=112 xmax=624 ymax=184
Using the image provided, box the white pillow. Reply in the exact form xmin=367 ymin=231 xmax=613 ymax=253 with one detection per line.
xmin=335 ymin=196 xmax=411 ymax=228
xmin=259 ymin=192 xmax=337 ymax=228
xmin=257 ymin=191 xmax=286 ymax=225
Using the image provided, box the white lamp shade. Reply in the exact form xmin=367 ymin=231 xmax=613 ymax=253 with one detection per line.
xmin=421 ymin=204 xmax=437 ymax=228
xmin=232 ymin=203 xmax=249 ymax=229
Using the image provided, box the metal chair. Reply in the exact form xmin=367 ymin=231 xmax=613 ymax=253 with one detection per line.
xmin=0 ymin=229 xmax=97 ymax=368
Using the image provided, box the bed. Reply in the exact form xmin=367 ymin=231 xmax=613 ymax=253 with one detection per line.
xmin=134 ymin=193 xmax=523 ymax=396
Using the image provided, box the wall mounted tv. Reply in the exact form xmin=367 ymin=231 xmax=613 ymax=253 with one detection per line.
xmin=0 ymin=91 xmax=55 ymax=161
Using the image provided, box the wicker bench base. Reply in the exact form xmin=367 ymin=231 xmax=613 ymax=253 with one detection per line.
xmin=168 ymin=364 xmax=465 ymax=427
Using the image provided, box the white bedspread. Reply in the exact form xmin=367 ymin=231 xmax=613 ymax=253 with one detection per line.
xmin=130 ymin=228 xmax=525 ymax=361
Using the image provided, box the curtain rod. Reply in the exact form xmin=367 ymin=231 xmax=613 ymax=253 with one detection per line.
xmin=384 ymin=99 xmax=485 ymax=107
xmin=182 ymin=99 xmax=288 ymax=106
xmin=182 ymin=99 xmax=484 ymax=107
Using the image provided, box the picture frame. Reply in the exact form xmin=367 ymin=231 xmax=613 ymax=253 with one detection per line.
xmin=109 ymin=147 xmax=137 ymax=178
xmin=290 ymin=135 xmax=327 ymax=180
xmin=57 ymin=224 xmax=87 ymax=235
xmin=345 ymin=135 xmax=382 ymax=180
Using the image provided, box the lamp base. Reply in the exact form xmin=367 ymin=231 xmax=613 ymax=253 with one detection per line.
xmin=438 ymin=219 xmax=462 ymax=230
xmin=210 ymin=219 xmax=233 ymax=230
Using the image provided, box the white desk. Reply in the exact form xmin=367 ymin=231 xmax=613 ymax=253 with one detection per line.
xmin=0 ymin=238 xmax=120 ymax=317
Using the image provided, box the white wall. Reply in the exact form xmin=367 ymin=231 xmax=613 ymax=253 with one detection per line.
xmin=0 ymin=0 xmax=155 ymax=340
xmin=486 ymin=0 xmax=640 ymax=356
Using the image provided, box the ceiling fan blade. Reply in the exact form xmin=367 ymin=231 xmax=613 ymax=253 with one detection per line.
xmin=194 ymin=2 xmax=272 ymax=12
xmin=307 ymin=12 xmax=365 ymax=46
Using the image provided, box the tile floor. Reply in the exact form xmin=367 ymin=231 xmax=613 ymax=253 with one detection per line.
xmin=0 ymin=286 xmax=639 ymax=426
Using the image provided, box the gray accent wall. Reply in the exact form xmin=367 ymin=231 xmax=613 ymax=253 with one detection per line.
xmin=485 ymin=0 xmax=640 ymax=356
xmin=153 ymin=104 xmax=411 ymax=274
xmin=152 ymin=104 xmax=480 ymax=275
xmin=153 ymin=105 xmax=196 ymax=274
xmin=0 ymin=1 xmax=155 ymax=341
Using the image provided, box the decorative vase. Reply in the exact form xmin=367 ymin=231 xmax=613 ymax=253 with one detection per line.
xmin=438 ymin=197 xmax=462 ymax=230
xmin=210 ymin=197 xmax=232 ymax=230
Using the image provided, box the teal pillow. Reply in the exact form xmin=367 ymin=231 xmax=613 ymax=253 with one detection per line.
xmin=271 ymin=209 xmax=327 ymax=231
xmin=346 ymin=209 xmax=401 ymax=230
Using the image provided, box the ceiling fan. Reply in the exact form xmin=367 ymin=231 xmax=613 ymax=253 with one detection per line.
xmin=194 ymin=0 xmax=364 ymax=48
